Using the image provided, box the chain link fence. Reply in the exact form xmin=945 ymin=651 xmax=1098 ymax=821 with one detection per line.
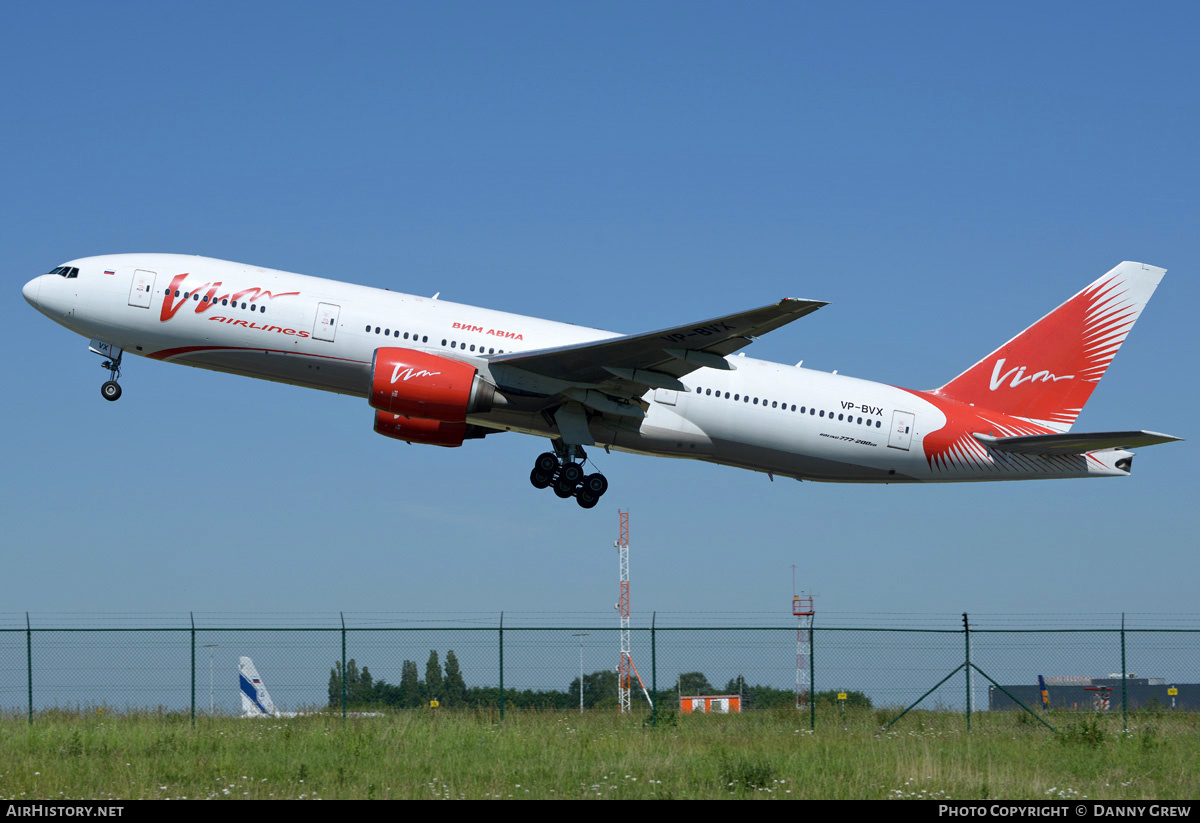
xmin=1 ymin=613 xmax=1197 ymax=730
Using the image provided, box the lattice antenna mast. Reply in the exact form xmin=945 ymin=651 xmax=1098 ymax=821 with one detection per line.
xmin=792 ymin=566 xmax=814 ymax=710
xmin=617 ymin=509 xmax=632 ymax=714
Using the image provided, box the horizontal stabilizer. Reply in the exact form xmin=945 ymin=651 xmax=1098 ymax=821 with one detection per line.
xmin=972 ymin=430 xmax=1182 ymax=456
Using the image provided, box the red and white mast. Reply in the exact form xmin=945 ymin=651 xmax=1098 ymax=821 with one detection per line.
xmin=617 ymin=509 xmax=632 ymax=713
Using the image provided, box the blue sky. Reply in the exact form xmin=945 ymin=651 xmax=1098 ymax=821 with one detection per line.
xmin=3 ymin=2 xmax=1196 ymax=627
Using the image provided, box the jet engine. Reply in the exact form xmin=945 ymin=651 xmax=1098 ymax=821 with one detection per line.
xmin=369 ymin=348 xmax=500 ymax=422
xmin=373 ymin=410 xmax=487 ymax=448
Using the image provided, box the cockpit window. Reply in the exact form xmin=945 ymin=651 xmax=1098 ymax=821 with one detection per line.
xmin=47 ymin=266 xmax=79 ymax=278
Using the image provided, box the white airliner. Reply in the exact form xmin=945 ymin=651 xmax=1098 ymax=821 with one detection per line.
xmin=23 ymin=255 xmax=1180 ymax=507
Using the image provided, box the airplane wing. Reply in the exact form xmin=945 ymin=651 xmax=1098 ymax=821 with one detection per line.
xmin=489 ymin=298 xmax=826 ymax=392
xmin=972 ymin=430 xmax=1182 ymax=455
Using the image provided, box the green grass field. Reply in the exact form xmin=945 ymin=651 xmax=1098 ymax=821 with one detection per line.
xmin=1 ymin=708 xmax=1195 ymax=800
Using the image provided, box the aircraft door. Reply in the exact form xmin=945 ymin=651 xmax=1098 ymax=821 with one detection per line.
xmin=313 ymin=302 xmax=341 ymax=342
xmin=888 ymin=410 xmax=915 ymax=450
xmin=128 ymin=270 xmax=156 ymax=309
xmin=654 ymin=388 xmax=678 ymax=405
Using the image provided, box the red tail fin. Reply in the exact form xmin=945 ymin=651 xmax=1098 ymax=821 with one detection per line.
xmin=931 ymin=262 xmax=1165 ymax=432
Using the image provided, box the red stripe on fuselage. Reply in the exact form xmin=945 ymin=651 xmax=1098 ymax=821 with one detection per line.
xmin=148 ymin=344 xmax=368 ymax=364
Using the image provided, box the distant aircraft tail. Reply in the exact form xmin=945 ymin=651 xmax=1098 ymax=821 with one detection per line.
xmin=239 ymin=656 xmax=278 ymax=717
xmin=931 ymin=262 xmax=1165 ymax=432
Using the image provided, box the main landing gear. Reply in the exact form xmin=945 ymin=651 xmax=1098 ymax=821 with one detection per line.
xmin=529 ymin=449 xmax=609 ymax=509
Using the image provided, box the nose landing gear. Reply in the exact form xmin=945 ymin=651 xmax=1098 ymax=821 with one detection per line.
xmin=101 ymin=378 xmax=122 ymax=401
xmin=528 ymin=447 xmax=609 ymax=509
xmin=89 ymin=340 xmax=124 ymax=402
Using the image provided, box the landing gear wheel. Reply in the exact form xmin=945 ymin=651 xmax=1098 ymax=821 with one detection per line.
xmin=582 ymin=473 xmax=608 ymax=497
xmin=553 ymin=476 xmax=577 ymax=498
xmin=560 ymin=462 xmax=584 ymax=485
xmin=535 ymin=452 xmax=558 ymax=473
xmin=530 ymin=468 xmax=553 ymax=489
xmin=101 ymin=381 xmax=122 ymax=402
xmin=576 ymin=490 xmax=599 ymax=509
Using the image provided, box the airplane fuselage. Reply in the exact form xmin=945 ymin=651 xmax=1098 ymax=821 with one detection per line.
xmin=23 ymin=253 xmax=1143 ymax=486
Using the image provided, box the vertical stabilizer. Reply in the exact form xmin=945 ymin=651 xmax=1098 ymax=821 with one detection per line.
xmin=239 ymin=656 xmax=278 ymax=717
xmin=932 ymin=262 xmax=1165 ymax=432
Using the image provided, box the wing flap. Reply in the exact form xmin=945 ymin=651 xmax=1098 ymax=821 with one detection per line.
xmin=972 ymin=430 xmax=1182 ymax=455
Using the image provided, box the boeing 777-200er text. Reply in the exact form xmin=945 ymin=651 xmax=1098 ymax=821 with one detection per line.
xmin=22 ymin=256 xmax=1181 ymax=507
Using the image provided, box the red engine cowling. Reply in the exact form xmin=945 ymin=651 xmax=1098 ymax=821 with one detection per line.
xmin=374 ymin=411 xmax=469 ymax=448
xmin=369 ymin=348 xmax=497 ymax=422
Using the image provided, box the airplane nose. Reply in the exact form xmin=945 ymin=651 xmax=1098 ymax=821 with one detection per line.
xmin=22 ymin=276 xmax=40 ymax=308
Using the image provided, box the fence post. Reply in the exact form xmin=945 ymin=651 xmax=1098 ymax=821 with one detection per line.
xmin=651 ymin=612 xmax=657 ymax=728
xmin=1121 ymin=612 xmax=1128 ymax=734
xmin=190 ymin=612 xmax=196 ymax=728
xmin=341 ymin=612 xmax=347 ymax=720
xmin=809 ymin=620 xmax=815 ymax=732
xmin=964 ymin=613 xmax=971 ymax=733
xmin=499 ymin=612 xmax=505 ymax=722
xmin=25 ymin=612 xmax=32 ymax=726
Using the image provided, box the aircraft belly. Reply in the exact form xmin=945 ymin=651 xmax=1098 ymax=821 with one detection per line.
xmin=161 ymin=348 xmax=370 ymax=396
xmin=706 ymin=437 xmax=915 ymax=482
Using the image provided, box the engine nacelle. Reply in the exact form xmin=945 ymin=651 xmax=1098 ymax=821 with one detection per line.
xmin=374 ymin=411 xmax=472 ymax=448
xmin=370 ymin=348 xmax=498 ymax=422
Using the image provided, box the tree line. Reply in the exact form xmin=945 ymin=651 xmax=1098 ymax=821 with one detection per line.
xmin=329 ymin=654 xmax=871 ymax=711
